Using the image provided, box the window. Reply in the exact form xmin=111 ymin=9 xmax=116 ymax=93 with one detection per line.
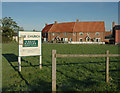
xmin=69 ymin=38 xmax=72 ymax=41
xmin=73 ymin=32 xmax=76 ymax=36
xmin=61 ymin=38 xmax=63 ymax=41
xmin=53 ymin=33 xmax=55 ymax=36
xmin=96 ymin=38 xmax=101 ymax=42
xmin=79 ymin=32 xmax=83 ymax=35
xmin=96 ymin=32 xmax=99 ymax=35
xmin=52 ymin=38 xmax=54 ymax=40
xmin=87 ymin=33 xmax=90 ymax=35
xmin=86 ymin=36 xmax=91 ymax=42
xmin=64 ymin=32 xmax=67 ymax=36
xmin=93 ymin=38 xmax=96 ymax=42
xmin=79 ymin=38 xmax=83 ymax=42
xmin=65 ymin=38 xmax=68 ymax=41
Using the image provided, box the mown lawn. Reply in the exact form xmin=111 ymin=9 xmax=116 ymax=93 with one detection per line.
xmin=2 ymin=42 xmax=120 ymax=92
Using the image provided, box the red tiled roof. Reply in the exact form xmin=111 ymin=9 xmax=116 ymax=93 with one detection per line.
xmin=49 ymin=22 xmax=75 ymax=32
xmin=42 ymin=24 xmax=53 ymax=33
xmin=42 ymin=21 xmax=105 ymax=33
xmin=74 ymin=21 xmax=105 ymax=32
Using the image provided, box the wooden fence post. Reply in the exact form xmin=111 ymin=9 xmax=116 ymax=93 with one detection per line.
xmin=106 ymin=50 xmax=109 ymax=83
xmin=52 ymin=50 xmax=56 ymax=92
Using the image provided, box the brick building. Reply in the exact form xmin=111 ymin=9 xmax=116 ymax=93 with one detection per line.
xmin=42 ymin=20 xmax=105 ymax=43
xmin=112 ymin=22 xmax=120 ymax=45
xmin=104 ymin=21 xmax=120 ymax=45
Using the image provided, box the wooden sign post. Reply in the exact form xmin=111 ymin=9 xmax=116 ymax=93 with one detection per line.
xmin=39 ymin=55 xmax=42 ymax=69
xmin=18 ymin=57 xmax=21 ymax=72
xmin=18 ymin=31 xmax=42 ymax=72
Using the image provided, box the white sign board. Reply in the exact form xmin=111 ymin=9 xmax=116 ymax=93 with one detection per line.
xmin=18 ymin=31 xmax=41 ymax=57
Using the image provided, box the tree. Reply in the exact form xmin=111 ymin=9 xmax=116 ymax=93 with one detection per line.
xmin=0 ymin=17 xmax=20 ymax=40
xmin=19 ymin=27 xmax=24 ymax=31
xmin=33 ymin=29 xmax=36 ymax=32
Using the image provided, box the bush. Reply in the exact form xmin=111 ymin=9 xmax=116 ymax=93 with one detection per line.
xmin=56 ymin=41 xmax=64 ymax=43
xmin=2 ymin=36 xmax=12 ymax=43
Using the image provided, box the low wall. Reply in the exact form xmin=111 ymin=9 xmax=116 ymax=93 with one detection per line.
xmin=68 ymin=42 xmax=105 ymax=44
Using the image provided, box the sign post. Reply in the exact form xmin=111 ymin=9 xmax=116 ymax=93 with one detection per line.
xmin=39 ymin=55 xmax=42 ymax=69
xmin=18 ymin=31 xmax=42 ymax=72
xmin=18 ymin=57 xmax=21 ymax=72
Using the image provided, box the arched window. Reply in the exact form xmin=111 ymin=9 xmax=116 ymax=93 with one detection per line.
xmin=86 ymin=36 xmax=91 ymax=42
xmin=53 ymin=33 xmax=55 ymax=36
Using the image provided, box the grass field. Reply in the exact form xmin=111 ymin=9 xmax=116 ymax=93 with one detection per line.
xmin=2 ymin=42 xmax=120 ymax=92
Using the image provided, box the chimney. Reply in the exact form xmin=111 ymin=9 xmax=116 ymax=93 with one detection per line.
xmin=112 ymin=21 xmax=115 ymax=28
xmin=54 ymin=21 xmax=57 ymax=24
xmin=76 ymin=19 xmax=79 ymax=23
xmin=45 ymin=23 xmax=48 ymax=26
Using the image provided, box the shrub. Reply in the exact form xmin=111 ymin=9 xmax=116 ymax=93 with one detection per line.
xmin=2 ymin=36 xmax=12 ymax=43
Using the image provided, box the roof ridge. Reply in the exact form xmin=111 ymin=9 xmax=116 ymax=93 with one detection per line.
xmin=54 ymin=22 xmax=75 ymax=24
xmin=48 ymin=23 xmax=55 ymax=33
xmin=73 ymin=22 xmax=77 ymax=33
xmin=78 ymin=21 xmax=104 ymax=22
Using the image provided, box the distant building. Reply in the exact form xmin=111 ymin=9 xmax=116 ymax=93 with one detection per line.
xmin=104 ymin=21 xmax=120 ymax=45
xmin=42 ymin=20 xmax=105 ymax=43
xmin=104 ymin=30 xmax=113 ymax=44
xmin=12 ymin=31 xmax=18 ymax=42
xmin=112 ymin=23 xmax=120 ymax=45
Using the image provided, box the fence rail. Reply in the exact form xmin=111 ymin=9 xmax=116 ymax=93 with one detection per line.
xmin=56 ymin=54 xmax=120 ymax=58
xmin=52 ymin=50 xmax=120 ymax=92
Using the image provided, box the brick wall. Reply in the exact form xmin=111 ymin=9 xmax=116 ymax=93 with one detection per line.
xmin=76 ymin=32 xmax=104 ymax=42
xmin=48 ymin=32 xmax=73 ymax=41
xmin=115 ymin=30 xmax=120 ymax=44
xmin=48 ymin=32 xmax=105 ymax=42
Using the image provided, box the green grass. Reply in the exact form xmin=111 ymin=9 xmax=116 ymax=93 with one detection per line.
xmin=2 ymin=42 xmax=120 ymax=92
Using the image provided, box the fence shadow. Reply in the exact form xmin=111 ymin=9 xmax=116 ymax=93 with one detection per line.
xmin=2 ymin=53 xmax=52 ymax=92
xmin=56 ymin=60 xmax=119 ymax=66
xmin=2 ymin=54 xmax=25 ymax=63
xmin=56 ymin=69 xmax=97 ymax=91
xmin=29 ymin=79 xmax=52 ymax=92
xmin=2 ymin=53 xmax=29 ymax=86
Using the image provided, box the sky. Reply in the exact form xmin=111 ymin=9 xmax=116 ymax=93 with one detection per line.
xmin=118 ymin=2 xmax=120 ymax=24
xmin=2 ymin=2 xmax=119 ymax=31
xmin=0 ymin=1 xmax=1 ymax=20
xmin=1 ymin=0 xmax=120 ymax=2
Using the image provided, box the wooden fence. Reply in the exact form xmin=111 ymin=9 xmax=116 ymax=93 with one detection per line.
xmin=52 ymin=50 xmax=120 ymax=92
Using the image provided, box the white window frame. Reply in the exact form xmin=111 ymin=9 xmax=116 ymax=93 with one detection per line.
xmin=64 ymin=32 xmax=67 ymax=36
xmin=52 ymin=38 xmax=54 ymax=41
xmin=53 ymin=33 xmax=55 ymax=36
xmin=86 ymin=36 xmax=91 ymax=42
xmin=69 ymin=38 xmax=72 ymax=41
xmin=96 ymin=38 xmax=101 ymax=42
xmin=64 ymin=38 xmax=68 ymax=41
